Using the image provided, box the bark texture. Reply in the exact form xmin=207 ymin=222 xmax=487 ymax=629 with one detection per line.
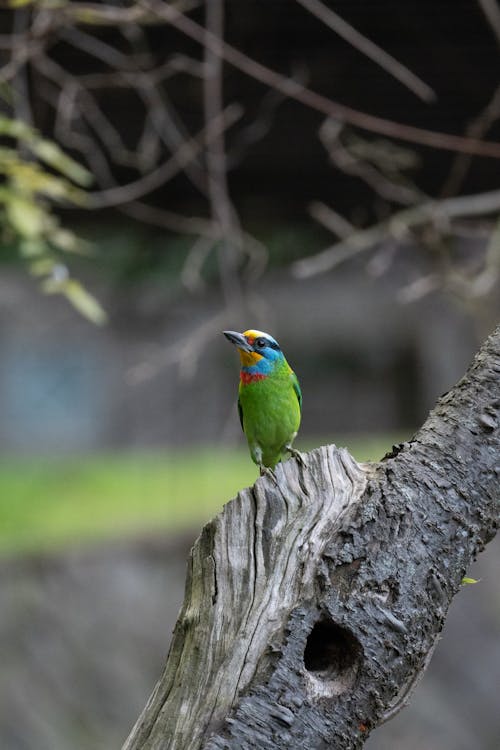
xmin=123 ymin=325 xmax=499 ymax=750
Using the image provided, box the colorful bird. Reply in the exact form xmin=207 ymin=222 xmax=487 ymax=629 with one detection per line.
xmin=223 ymin=329 xmax=303 ymax=474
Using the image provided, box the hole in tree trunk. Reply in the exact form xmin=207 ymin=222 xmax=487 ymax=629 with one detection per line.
xmin=304 ymin=618 xmax=362 ymax=698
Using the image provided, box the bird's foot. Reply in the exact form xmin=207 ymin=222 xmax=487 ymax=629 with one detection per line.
xmin=259 ymin=465 xmax=278 ymax=484
xmin=286 ymin=446 xmax=307 ymax=467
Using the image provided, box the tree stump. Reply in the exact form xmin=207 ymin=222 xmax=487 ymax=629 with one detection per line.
xmin=123 ymin=325 xmax=499 ymax=750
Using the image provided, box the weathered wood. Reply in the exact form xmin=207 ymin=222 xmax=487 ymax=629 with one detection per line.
xmin=123 ymin=325 xmax=499 ymax=750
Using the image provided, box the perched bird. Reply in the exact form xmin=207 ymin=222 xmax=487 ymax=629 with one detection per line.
xmin=223 ymin=329 xmax=303 ymax=474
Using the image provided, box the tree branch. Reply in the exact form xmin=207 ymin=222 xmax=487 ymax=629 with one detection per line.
xmin=50 ymin=0 xmax=500 ymax=157
xmin=202 ymin=0 xmax=243 ymax=307
xmin=478 ymin=0 xmax=500 ymax=46
xmin=292 ymin=188 xmax=500 ymax=278
xmin=85 ymin=104 xmax=242 ymax=207
xmin=122 ymin=326 xmax=499 ymax=749
xmin=141 ymin=0 xmax=500 ymax=157
xmin=295 ymin=0 xmax=436 ymax=102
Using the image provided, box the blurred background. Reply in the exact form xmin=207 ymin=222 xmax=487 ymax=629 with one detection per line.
xmin=0 ymin=1 xmax=499 ymax=748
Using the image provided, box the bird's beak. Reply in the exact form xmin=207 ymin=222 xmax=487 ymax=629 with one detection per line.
xmin=223 ymin=330 xmax=253 ymax=352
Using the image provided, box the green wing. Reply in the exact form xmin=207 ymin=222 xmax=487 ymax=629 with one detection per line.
xmin=237 ymin=397 xmax=244 ymax=431
xmin=291 ymin=372 xmax=302 ymax=410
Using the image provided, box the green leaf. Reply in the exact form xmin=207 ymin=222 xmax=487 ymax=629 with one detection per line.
xmin=19 ymin=238 xmax=50 ymax=258
xmin=0 ymin=117 xmax=37 ymax=141
xmin=29 ymin=258 xmax=58 ymax=277
xmin=5 ymin=0 xmax=36 ymax=7
xmin=49 ymin=227 xmax=92 ymax=255
xmin=42 ymin=277 xmax=108 ymax=325
xmin=461 ymin=577 xmax=480 ymax=585
xmin=32 ymin=139 xmax=92 ymax=187
xmin=5 ymin=194 xmax=47 ymax=238
xmin=11 ymin=163 xmax=89 ymax=204
xmin=0 ymin=116 xmax=92 ymax=186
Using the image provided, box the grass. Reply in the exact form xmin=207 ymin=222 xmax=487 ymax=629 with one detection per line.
xmin=0 ymin=434 xmax=408 ymax=556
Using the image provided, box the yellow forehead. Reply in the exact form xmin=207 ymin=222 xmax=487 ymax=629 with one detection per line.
xmin=243 ymin=329 xmax=268 ymax=341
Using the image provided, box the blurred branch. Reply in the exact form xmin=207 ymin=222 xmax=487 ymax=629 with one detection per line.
xmin=38 ymin=54 xmax=143 ymax=170
xmin=8 ymin=1 xmax=497 ymax=161
xmin=441 ymin=83 xmax=500 ymax=197
xmin=444 ymin=216 xmax=500 ymax=304
xmin=120 ymin=201 xmax=217 ymax=238
xmin=309 ymin=200 xmax=356 ymax=239
xmin=86 ymin=103 xmax=243 ymax=208
xmin=121 ymin=28 xmax=208 ymax=190
xmin=1 ymin=0 xmax=498 ymax=333
xmin=59 ymin=25 xmax=136 ymax=70
xmin=203 ymin=0 xmax=243 ymax=306
xmin=143 ymin=0 xmax=500 ymax=157
xmin=125 ymin=309 xmax=230 ymax=384
xmin=319 ymin=119 xmax=424 ymax=205
xmin=478 ymin=0 xmax=500 ymax=45
xmin=180 ymin=235 xmax=215 ymax=292
xmin=48 ymin=0 xmax=493 ymax=156
xmin=439 ymin=1 xmax=500 ymax=196
xmin=0 ymin=35 xmax=47 ymax=86
xmin=35 ymin=43 xmax=208 ymax=185
xmin=120 ymin=200 xmax=269 ymax=284
xmin=11 ymin=9 xmax=34 ymax=129
xmin=296 ymin=0 xmax=436 ymax=102
xmin=227 ymin=86 xmax=289 ymax=168
xmin=294 ymin=188 xmax=500 ymax=278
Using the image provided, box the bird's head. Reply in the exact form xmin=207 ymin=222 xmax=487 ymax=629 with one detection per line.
xmin=223 ymin=329 xmax=284 ymax=370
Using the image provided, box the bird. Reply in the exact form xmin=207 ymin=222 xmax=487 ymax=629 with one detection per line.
xmin=223 ymin=329 xmax=303 ymax=474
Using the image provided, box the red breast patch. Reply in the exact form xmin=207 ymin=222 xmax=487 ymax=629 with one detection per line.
xmin=240 ymin=371 xmax=267 ymax=385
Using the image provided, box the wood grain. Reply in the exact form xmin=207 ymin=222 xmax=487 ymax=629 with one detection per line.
xmin=123 ymin=325 xmax=499 ymax=750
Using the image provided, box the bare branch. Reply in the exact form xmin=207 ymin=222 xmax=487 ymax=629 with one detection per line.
xmin=117 ymin=21 xmax=208 ymax=188
xmin=21 ymin=0 xmax=500 ymax=157
xmin=11 ymin=9 xmax=34 ymax=129
xmin=36 ymin=54 xmax=147 ymax=171
xmin=86 ymin=103 xmax=242 ymax=207
xmin=141 ymin=0 xmax=500 ymax=157
xmin=293 ymin=188 xmax=500 ymax=278
xmin=125 ymin=309 xmax=230 ymax=384
xmin=319 ymin=120 xmax=424 ymax=205
xmin=309 ymin=201 xmax=356 ymax=239
xmin=38 ymin=74 xmax=118 ymax=187
xmin=396 ymin=273 xmax=440 ymax=303
xmin=478 ymin=0 xmax=500 ymax=45
xmin=0 ymin=35 xmax=47 ymax=85
xmin=296 ymin=0 xmax=436 ymax=102
xmin=120 ymin=201 xmax=217 ymax=237
xmin=203 ymin=0 xmax=244 ymax=305
xmin=227 ymin=86 xmax=289 ymax=168
xmin=180 ymin=235 xmax=215 ymax=292
xmin=59 ymin=26 xmax=136 ymax=71
xmin=441 ymin=82 xmax=500 ymax=196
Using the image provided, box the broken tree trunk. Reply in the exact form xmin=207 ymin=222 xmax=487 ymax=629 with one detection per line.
xmin=123 ymin=325 xmax=499 ymax=750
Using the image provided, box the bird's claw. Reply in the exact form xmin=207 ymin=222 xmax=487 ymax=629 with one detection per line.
xmin=287 ymin=446 xmax=307 ymax=467
xmin=259 ymin=465 xmax=278 ymax=484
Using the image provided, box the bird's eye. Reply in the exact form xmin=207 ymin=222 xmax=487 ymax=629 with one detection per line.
xmin=255 ymin=337 xmax=267 ymax=348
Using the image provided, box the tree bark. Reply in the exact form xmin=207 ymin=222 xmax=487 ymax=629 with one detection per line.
xmin=123 ymin=325 xmax=499 ymax=750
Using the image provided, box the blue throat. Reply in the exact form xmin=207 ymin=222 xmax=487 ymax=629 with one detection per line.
xmin=241 ymin=355 xmax=283 ymax=376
